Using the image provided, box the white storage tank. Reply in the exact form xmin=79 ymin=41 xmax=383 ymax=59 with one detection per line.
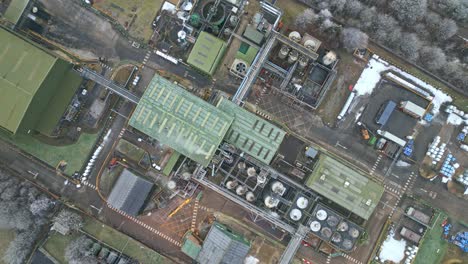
xmin=288 ymin=50 xmax=299 ymax=64
xmin=288 ymin=31 xmax=301 ymax=42
xmin=278 ymin=45 xmax=289 ymax=59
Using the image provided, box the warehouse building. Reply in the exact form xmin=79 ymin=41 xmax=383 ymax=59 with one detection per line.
xmin=107 ymin=169 xmax=154 ymax=216
xmin=0 ymin=27 xmax=82 ymax=136
xmin=129 ymin=74 xmax=233 ymax=167
xmin=196 ymin=222 xmax=251 ymax=264
xmin=216 ymin=97 xmax=286 ymax=164
xmin=305 ymin=155 xmax=384 ymax=220
xmin=187 ymin=32 xmax=227 ymax=75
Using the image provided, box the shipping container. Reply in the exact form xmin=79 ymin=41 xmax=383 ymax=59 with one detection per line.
xmin=377 ymin=130 xmax=407 ymax=147
xmin=400 ymin=101 xmax=426 ymax=119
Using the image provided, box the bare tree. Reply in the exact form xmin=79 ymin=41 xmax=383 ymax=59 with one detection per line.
xmin=65 ymin=236 xmax=97 ymax=264
xmin=30 ymin=197 xmax=54 ymax=217
xmin=398 ymin=33 xmax=422 ymax=61
xmin=434 ymin=0 xmax=468 ymax=23
xmin=295 ymin=9 xmax=318 ymax=30
xmin=418 ymin=46 xmax=447 ymax=71
xmin=53 ymin=209 xmax=83 ymax=232
xmin=341 ymin=27 xmax=369 ymax=51
xmin=3 ymin=229 xmax=39 ymax=264
xmin=390 ymin=0 xmax=428 ymax=24
xmin=359 ymin=7 xmax=378 ymax=31
xmin=344 ymin=0 xmax=364 ymax=17
xmin=329 ymin=0 xmax=346 ymax=14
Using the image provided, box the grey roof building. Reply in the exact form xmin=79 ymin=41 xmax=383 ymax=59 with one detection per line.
xmin=197 ymin=222 xmax=251 ymax=264
xmin=107 ymin=169 xmax=154 ymax=216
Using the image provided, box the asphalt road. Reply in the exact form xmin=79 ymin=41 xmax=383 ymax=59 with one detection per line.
xmin=0 ymin=138 xmax=191 ymax=263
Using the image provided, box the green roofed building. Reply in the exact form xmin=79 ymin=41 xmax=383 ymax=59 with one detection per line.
xmin=129 ymin=74 xmax=233 ymax=167
xmin=236 ymin=42 xmax=259 ymax=65
xmin=305 ymin=155 xmax=384 ymax=220
xmin=187 ymin=31 xmax=226 ymax=75
xmin=2 ymin=0 xmax=30 ymax=25
xmin=0 ymin=27 xmax=82 ymax=135
xmin=216 ymin=97 xmax=286 ymax=164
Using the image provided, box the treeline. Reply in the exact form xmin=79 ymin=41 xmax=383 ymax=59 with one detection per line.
xmin=296 ymin=0 xmax=468 ymax=92
xmin=0 ymin=169 xmax=56 ymax=264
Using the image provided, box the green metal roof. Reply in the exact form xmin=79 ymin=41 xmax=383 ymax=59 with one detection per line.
xmin=3 ymin=0 xmax=30 ymax=25
xmin=236 ymin=43 xmax=259 ymax=65
xmin=216 ymin=97 xmax=286 ymax=164
xmin=305 ymin=155 xmax=384 ymax=220
xmin=181 ymin=232 xmax=202 ymax=260
xmin=0 ymin=28 xmax=80 ymax=135
xmin=129 ymin=74 xmax=233 ymax=167
xmin=187 ymin=32 xmax=226 ymax=75
xmin=243 ymin=26 xmax=264 ymax=45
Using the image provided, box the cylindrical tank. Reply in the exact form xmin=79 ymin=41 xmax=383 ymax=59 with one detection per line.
xmin=247 ymin=167 xmax=256 ymax=177
xmin=167 ymin=180 xmax=177 ymax=190
xmin=296 ymin=197 xmax=309 ymax=209
xmin=323 ymin=51 xmax=337 ymax=66
xmin=310 ymin=221 xmax=321 ymax=232
xmin=289 ymin=31 xmax=301 ymax=42
xmin=264 ymin=196 xmax=277 ymax=208
xmin=271 ymin=181 xmax=285 ymax=195
xmin=288 ymin=50 xmax=298 ymax=64
xmin=226 ymin=181 xmax=238 ymax=189
xmin=316 ymin=209 xmax=328 ymax=220
xmin=246 ymin=191 xmax=255 ymax=202
xmin=238 ymin=162 xmax=246 ymax=170
xmin=236 ymin=185 xmax=247 ymax=195
xmin=278 ymin=45 xmax=289 ymax=59
xmin=298 ymin=56 xmax=308 ymax=69
xmin=289 ymin=209 xmax=302 ymax=221
xmin=304 ymin=39 xmax=317 ymax=50
xmin=230 ymin=15 xmax=238 ymax=26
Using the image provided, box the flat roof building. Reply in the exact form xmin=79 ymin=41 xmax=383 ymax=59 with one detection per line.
xmin=129 ymin=74 xmax=233 ymax=167
xmin=187 ymin=32 xmax=226 ymax=75
xmin=197 ymin=222 xmax=251 ymax=264
xmin=305 ymin=155 xmax=384 ymax=220
xmin=2 ymin=0 xmax=30 ymax=25
xmin=216 ymin=97 xmax=286 ymax=164
xmin=107 ymin=169 xmax=154 ymax=216
xmin=0 ymin=27 xmax=82 ymax=135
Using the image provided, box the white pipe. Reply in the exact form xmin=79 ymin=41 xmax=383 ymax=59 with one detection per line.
xmin=337 ymin=92 xmax=356 ymax=120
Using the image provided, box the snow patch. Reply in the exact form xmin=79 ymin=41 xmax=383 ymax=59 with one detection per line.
xmin=447 ymin=113 xmax=464 ymax=125
xmin=379 ymin=231 xmax=407 ymax=263
xmin=352 ymin=55 xmax=452 ymax=116
xmin=353 ymin=57 xmax=389 ymax=96
xmin=396 ymin=160 xmax=411 ymax=167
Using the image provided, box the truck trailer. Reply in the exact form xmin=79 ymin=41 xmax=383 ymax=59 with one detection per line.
xmin=400 ymin=101 xmax=426 ymax=119
xmin=377 ymin=130 xmax=407 ymax=147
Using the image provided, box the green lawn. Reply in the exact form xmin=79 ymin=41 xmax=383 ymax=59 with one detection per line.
xmin=275 ymin=0 xmax=308 ymax=26
xmin=82 ymin=216 xmax=172 ymax=264
xmin=0 ymin=229 xmax=15 ymax=264
xmin=413 ymin=211 xmax=449 ymax=264
xmin=0 ymin=131 xmax=99 ymax=175
xmin=42 ymin=232 xmax=80 ymax=264
xmin=116 ymin=139 xmax=146 ymax=162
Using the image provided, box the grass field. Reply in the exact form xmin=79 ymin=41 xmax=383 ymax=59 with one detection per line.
xmin=0 ymin=229 xmax=15 ymax=264
xmin=82 ymin=216 xmax=171 ymax=263
xmin=42 ymin=232 xmax=80 ymax=264
xmin=94 ymin=0 xmax=163 ymax=42
xmin=276 ymin=0 xmax=307 ymax=27
xmin=116 ymin=139 xmax=146 ymax=162
xmin=413 ymin=211 xmax=449 ymax=264
xmin=0 ymin=131 xmax=99 ymax=175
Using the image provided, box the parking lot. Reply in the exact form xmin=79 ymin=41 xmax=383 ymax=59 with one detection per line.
xmin=360 ymin=81 xmax=430 ymax=139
